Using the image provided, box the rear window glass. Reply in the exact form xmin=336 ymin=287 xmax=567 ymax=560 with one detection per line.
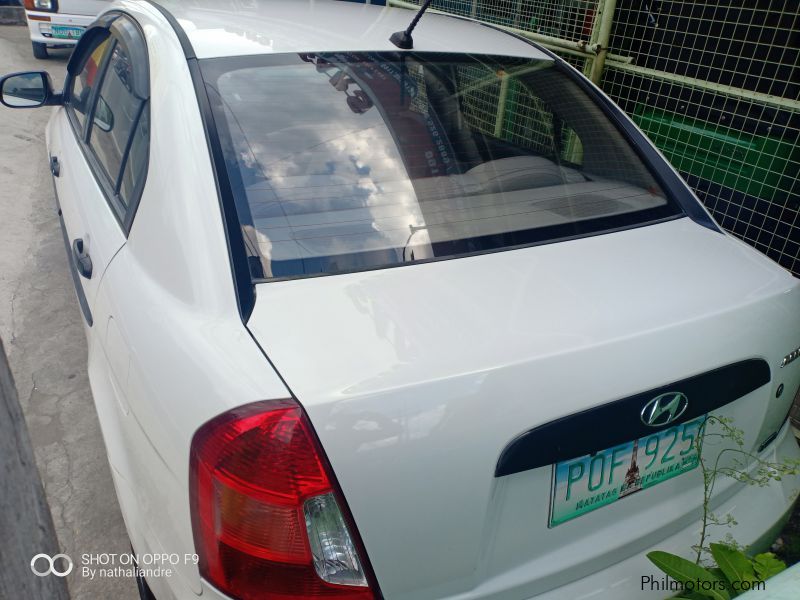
xmin=89 ymin=41 xmax=144 ymax=201
xmin=201 ymin=53 xmax=680 ymax=280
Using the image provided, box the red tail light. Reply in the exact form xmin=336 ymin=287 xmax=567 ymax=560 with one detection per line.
xmin=190 ymin=399 xmax=378 ymax=599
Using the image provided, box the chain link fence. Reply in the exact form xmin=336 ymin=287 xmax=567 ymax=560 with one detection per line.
xmin=390 ymin=0 xmax=800 ymax=275
xmin=604 ymin=1 xmax=799 ymax=274
xmin=399 ymin=0 xmax=600 ymax=42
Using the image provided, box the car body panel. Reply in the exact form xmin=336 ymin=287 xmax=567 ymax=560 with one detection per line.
xmin=502 ymin=422 xmax=799 ymax=600
xmin=46 ymin=100 xmax=125 ymax=333
xmin=152 ymin=0 xmax=551 ymax=61
xmin=737 ymin=551 xmax=800 ymax=600
xmin=41 ymin=3 xmax=292 ymax=598
xmin=247 ymin=216 xmax=800 ymax=598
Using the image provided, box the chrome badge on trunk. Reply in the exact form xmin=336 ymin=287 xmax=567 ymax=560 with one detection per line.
xmin=640 ymin=392 xmax=689 ymax=427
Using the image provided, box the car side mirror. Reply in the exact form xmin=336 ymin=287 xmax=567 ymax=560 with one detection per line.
xmin=0 ymin=71 xmax=61 ymax=108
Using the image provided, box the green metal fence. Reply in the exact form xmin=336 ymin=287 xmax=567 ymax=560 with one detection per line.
xmin=604 ymin=1 xmax=799 ymax=275
xmin=390 ymin=0 xmax=800 ymax=275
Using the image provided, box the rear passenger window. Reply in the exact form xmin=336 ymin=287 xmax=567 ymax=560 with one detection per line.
xmin=69 ymin=37 xmax=112 ymax=133
xmin=70 ymin=16 xmax=151 ymax=228
xmin=89 ymin=42 xmax=145 ymax=197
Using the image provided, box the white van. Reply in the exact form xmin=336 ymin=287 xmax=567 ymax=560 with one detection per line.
xmin=23 ymin=0 xmax=109 ymax=58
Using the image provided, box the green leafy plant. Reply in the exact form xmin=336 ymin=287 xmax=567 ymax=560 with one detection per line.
xmin=646 ymin=415 xmax=800 ymax=597
xmin=691 ymin=416 xmax=799 ymax=563
xmin=648 ymin=544 xmax=784 ymax=599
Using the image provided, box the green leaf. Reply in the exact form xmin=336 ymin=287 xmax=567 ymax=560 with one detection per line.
xmin=647 ymin=551 xmax=730 ymax=600
xmin=710 ymin=543 xmax=757 ymax=585
xmin=752 ymin=553 xmax=786 ymax=580
xmin=708 ymin=568 xmax=726 ymax=581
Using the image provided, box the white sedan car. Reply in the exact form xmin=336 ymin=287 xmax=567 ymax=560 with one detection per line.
xmin=2 ymin=1 xmax=799 ymax=599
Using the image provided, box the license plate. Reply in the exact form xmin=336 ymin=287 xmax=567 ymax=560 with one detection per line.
xmin=51 ymin=25 xmax=85 ymax=40
xmin=548 ymin=416 xmax=705 ymax=527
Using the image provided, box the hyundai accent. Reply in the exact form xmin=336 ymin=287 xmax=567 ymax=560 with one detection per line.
xmin=1 ymin=1 xmax=799 ymax=599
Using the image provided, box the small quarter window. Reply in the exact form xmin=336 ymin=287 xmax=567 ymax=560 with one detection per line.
xmin=88 ymin=41 xmax=145 ymax=194
xmin=119 ymin=107 xmax=149 ymax=208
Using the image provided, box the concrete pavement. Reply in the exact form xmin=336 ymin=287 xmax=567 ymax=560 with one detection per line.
xmin=0 ymin=24 xmax=137 ymax=600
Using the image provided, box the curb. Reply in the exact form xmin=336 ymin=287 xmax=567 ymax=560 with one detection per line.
xmin=0 ymin=7 xmax=25 ymax=26
xmin=0 ymin=337 xmax=70 ymax=599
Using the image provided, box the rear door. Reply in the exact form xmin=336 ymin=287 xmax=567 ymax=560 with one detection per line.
xmin=48 ymin=16 xmax=149 ymax=330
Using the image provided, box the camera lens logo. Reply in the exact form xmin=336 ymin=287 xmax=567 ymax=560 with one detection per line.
xmin=30 ymin=554 xmax=73 ymax=577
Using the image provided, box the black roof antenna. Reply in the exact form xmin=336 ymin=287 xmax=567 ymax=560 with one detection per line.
xmin=390 ymin=0 xmax=434 ymax=50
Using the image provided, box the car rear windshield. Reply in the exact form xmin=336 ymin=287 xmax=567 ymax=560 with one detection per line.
xmin=200 ymin=52 xmax=681 ymax=280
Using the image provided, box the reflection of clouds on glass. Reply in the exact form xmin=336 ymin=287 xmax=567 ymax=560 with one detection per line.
xmin=212 ymin=54 xmax=668 ymax=278
xmin=178 ymin=19 xmax=275 ymax=55
xmin=219 ymin=62 xmax=427 ymax=274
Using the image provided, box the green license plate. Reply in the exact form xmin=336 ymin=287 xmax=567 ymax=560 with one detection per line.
xmin=548 ymin=416 xmax=705 ymax=527
xmin=51 ymin=25 xmax=85 ymax=40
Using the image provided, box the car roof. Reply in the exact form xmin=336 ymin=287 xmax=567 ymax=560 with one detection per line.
xmin=149 ymin=0 xmax=551 ymax=61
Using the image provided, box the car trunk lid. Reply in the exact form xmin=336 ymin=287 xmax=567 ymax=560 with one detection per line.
xmin=247 ymin=217 xmax=800 ymax=599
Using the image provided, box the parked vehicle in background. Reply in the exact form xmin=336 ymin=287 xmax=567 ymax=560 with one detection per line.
xmin=23 ymin=0 xmax=109 ymax=59
xmin=1 ymin=1 xmax=800 ymax=599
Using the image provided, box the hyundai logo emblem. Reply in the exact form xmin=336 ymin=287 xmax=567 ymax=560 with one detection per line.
xmin=641 ymin=392 xmax=689 ymax=427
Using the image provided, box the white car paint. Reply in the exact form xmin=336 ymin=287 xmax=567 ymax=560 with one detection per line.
xmin=25 ymin=1 xmax=110 ymax=47
xmin=737 ymin=559 xmax=800 ymax=600
xmin=169 ymin=0 xmax=550 ymax=60
xmin=248 ymin=215 xmax=800 ymax=598
xmin=52 ymin=2 xmax=293 ymax=595
xmin=7 ymin=0 xmax=798 ymax=599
